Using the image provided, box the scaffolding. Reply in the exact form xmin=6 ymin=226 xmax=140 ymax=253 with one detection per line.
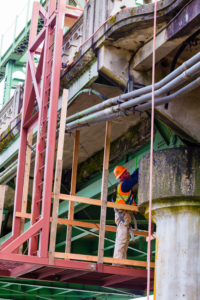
xmin=0 ymin=0 xmax=154 ymax=291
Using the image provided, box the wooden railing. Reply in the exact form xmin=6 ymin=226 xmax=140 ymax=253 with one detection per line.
xmin=48 ymin=89 xmax=154 ymax=268
xmin=15 ymin=89 xmax=155 ymax=268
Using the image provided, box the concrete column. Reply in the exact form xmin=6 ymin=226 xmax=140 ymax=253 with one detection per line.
xmin=138 ymin=148 xmax=200 ymax=300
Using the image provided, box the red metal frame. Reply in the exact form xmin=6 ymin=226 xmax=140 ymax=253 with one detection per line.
xmin=0 ymin=252 xmax=154 ymax=290
xmin=0 ymin=1 xmax=153 ymax=292
xmin=0 ymin=0 xmax=66 ymax=258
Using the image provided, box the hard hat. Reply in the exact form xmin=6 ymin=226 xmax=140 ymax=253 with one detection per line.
xmin=114 ymin=166 xmax=127 ymax=179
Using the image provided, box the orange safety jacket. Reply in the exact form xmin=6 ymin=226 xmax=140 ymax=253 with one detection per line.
xmin=116 ymin=182 xmax=136 ymax=208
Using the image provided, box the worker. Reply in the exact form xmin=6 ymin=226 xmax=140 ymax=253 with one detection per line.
xmin=112 ymin=166 xmax=138 ymax=263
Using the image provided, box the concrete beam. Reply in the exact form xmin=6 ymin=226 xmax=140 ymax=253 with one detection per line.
xmin=98 ymin=46 xmax=132 ymax=90
xmin=132 ymin=0 xmax=200 ymax=71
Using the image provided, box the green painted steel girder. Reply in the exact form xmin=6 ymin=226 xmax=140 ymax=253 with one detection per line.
xmin=0 ymin=1 xmax=45 ymax=83
xmin=0 ymin=278 xmax=139 ymax=300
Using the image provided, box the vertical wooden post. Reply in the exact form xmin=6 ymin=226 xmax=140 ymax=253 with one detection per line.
xmin=49 ymin=89 xmax=68 ymax=265
xmin=97 ymin=121 xmax=112 ymax=264
xmin=65 ymin=130 xmax=80 ymax=254
xmin=0 ymin=185 xmax=8 ymax=235
xmin=18 ymin=129 xmax=33 ymax=254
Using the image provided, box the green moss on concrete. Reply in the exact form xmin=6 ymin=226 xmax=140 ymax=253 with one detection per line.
xmin=0 ymin=129 xmax=18 ymax=153
xmin=138 ymin=147 xmax=200 ymax=211
xmin=74 ymin=51 xmax=79 ymax=59
xmin=109 ymin=16 xmax=116 ymax=24
xmin=1 ymin=131 xmax=5 ymax=140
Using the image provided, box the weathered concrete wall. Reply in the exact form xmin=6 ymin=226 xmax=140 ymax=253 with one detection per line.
xmin=138 ymin=147 xmax=200 ymax=300
xmin=156 ymin=87 xmax=200 ymax=143
xmin=82 ymin=0 xmax=114 ymax=43
xmin=138 ymin=147 xmax=200 ymax=209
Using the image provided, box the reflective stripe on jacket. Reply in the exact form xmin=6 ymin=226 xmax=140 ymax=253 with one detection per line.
xmin=116 ymin=182 xmax=137 ymax=208
xmin=116 ymin=182 xmax=131 ymax=205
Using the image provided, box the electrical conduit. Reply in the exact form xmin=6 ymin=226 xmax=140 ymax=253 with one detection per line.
xmin=66 ymin=61 xmax=200 ymax=130
xmin=65 ymin=52 xmax=200 ymax=125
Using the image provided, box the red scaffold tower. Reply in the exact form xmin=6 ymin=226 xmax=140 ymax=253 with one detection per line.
xmin=0 ymin=0 xmax=81 ymax=262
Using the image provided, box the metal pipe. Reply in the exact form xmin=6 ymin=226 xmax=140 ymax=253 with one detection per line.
xmin=66 ymin=89 xmax=108 ymax=123
xmin=165 ymin=28 xmax=200 ymax=109
xmin=135 ymin=77 xmax=200 ymax=111
xmin=67 ymin=112 xmax=126 ymax=132
xmin=66 ymin=64 xmax=200 ymax=130
xmin=66 ymin=77 xmax=200 ymax=133
xmin=72 ymin=88 xmax=108 ymax=101
xmin=4 ymin=79 xmax=199 ymax=183
xmin=66 ymin=52 xmax=200 ymax=125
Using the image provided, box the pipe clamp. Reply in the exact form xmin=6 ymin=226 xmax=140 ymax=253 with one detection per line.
xmin=182 ymin=62 xmax=188 ymax=71
xmin=182 ymin=71 xmax=190 ymax=79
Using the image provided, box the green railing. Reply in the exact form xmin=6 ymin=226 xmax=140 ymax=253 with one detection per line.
xmin=0 ymin=0 xmax=43 ymax=65
xmin=0 ymin=0 xmax=144 ymax=65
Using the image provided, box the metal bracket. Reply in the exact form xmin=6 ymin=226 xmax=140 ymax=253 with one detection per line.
xmin=117 ymin=95 xmax=125 ymax=105
xmin=128 ymin=75 xmax=134 ymax=93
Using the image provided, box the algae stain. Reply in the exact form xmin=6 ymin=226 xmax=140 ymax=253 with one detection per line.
xmin=109 ymin=16 xmax=116 ymax=24
xmin=74 ymin=51 xmax=79 ymax=59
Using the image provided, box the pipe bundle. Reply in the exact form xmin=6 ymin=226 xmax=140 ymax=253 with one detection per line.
xmin=65 ymin=52 xmax=200 ymax=132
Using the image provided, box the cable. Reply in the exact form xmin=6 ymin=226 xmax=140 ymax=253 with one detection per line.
xmin=147 ymin=0 xmax=157 ymax=299
xmin=125 ymin=0 xmax=194 ymax=88
xmin=82 ymin=209 xmax=100 ymax=230
xmin=59 ymin=174 xmax=101 ymax=230
xmin=164 ymin=27 xmax=200 ymax=109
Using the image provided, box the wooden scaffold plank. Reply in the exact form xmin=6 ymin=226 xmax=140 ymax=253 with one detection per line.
xmin=18 ymin=129 xmax=33 ymax=254
xmin=65 ymin=130 xmax=80 ymax=254
xmin=53 ymin=194 xmax=138 ymax=212
xmin=54 ymin=252 xmax=155 ymax=268
xmin=0 ymin=185 xmax=8 ymax=236
xmin=98 ymin=121 xmax=112 ymax=264
xmin=16 ymin=212 xmax=149 ymax=237
xmin=49 ymin=89 xmax=69 ymax=265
